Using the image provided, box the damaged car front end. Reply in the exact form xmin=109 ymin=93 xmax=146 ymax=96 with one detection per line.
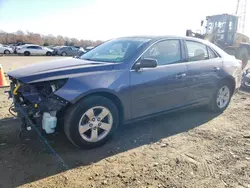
xmin=8 ymin=76 xmax=69 ymax=133
xmin=5 ymin=53 xmax=119 ymax=149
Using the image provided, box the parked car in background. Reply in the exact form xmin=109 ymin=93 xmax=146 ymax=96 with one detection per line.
xmin=11 ymin=42 xmax=34 ymax=53
xmin=52 ymin=46 xmax=84 ymax=56
xmin=16 ymin=44 xmax=54 ymax=56
xmin=0 ymin=44 xmax=14 ymax=54
xmin=7 ymin=36 xmax=242 ymax=149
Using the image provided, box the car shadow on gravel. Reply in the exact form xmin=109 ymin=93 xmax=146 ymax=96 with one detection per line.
xmin=0 ymin=107 xmax=219 ymax=188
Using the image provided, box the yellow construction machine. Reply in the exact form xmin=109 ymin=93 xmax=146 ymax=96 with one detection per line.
xmin=186 ymin=14 xmax=250 ymax=69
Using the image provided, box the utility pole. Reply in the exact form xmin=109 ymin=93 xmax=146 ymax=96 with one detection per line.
xmin=236 ymin=0 xmax=240 ymax=14
xmin=235 ymin=0 xmax=247 ymax=33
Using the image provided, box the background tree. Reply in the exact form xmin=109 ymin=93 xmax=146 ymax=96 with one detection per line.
xmin=0 ymin=30 xmax=104 ymax=47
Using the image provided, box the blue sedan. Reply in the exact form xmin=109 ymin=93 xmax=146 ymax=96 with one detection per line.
xmin=8 ymin=36 xmax=242 ymax=148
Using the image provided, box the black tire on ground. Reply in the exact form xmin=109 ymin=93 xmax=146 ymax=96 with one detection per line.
xmin=61 ymin=52 xmax=67 ymax=56
xmin=64 ymin=96 xmax=119 ymax=149
xmin=237 ymin=47 xmax=248 ymax=69
xmin=209 ymin=80 xmax=233 ymax=113
xmin=4 ymin=50 xmax=10 ymax=54
xmin=46 ymin=51 xmax=52 ymax=56
xmin=24 ymin=51 xmax=30 ymax=56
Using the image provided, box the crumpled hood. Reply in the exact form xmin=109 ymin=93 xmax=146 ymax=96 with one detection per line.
xmin=7 ymin=58 xmax=115 ymax=83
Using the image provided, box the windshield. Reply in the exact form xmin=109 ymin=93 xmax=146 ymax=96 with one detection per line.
xmin=80 ymin=38 xmax=151 ymax=63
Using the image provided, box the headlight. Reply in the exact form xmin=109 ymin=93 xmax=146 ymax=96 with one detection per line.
xmin=32 ymin=78 xmax=68 ymax=96
xmin=49 ymin=79 xmax=68 ymax=92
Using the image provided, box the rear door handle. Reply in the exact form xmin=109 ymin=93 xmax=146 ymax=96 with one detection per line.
xmin=213 ymin=67 xmax=220 ymax=72
xmin=175 ymin=73 xmax=186 ymax=79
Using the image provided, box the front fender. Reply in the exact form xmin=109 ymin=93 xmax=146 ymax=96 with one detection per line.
xmin=55 ymin=70 xmax=122 ymax=100
xmin=70 ymin=88 xmax=121 ymax=104
xmin=55 ymin=69 xmax=131 ymax=120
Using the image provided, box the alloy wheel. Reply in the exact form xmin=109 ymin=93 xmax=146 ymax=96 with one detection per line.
xmin=78 ymin=106 xmax=113 ymax=142
xmin=216 ymin=86 xmax=230 ymax=109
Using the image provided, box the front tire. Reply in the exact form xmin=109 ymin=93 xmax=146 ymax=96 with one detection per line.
xmin=209 ymin=81 xmax=233 ymax=112
xmin=46 ymin=51 xmax=52 ymax=56
xmin=64 ymin=96 xmax=119 ymax=149
xmin=24 ymin=51 xmax=30 ymax=56
xmin=61 ymin=52 xmax=67 ymax=56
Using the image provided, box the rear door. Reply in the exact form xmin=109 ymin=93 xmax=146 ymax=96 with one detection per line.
xmin=27 ymin=46 xmax=36 ymax=55
xmin=184 ymin=40 xmax=223 ymax=103
xmin=33 ymin=46 xmax=42 ymax=55
xmin=71 ymin=47 xmax=79 ymax=56
xmin=130 ymin=39 xmax=189 ymax=118
xmin=66 ymin=47 xmax=73 ymax=56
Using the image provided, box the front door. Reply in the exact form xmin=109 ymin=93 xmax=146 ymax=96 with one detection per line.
xmin=184 ymin=40 xmax=223 ymax=103
xmin=130 ymin=39 xmax=189 ymax=119
xmin=27 ymin=46 xmax=36 ymax=55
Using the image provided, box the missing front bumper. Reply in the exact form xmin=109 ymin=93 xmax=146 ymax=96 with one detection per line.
xmin=8 ymin=81 xmax=69 ymax=133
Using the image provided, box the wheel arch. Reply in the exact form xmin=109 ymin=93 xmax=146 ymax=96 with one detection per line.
xmin=220 ymin=75 xmax=236 ymax=93
xmin=72 ymin=90 xmax=124 ymax=123
xmin=61 ymin=51 xmax=67 ymax=55
xmin=4 ymin=49 xmax=10 ymax=53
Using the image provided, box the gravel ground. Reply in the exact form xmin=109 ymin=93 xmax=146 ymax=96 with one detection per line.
xmin=0 ymin=57 xmax=250 ymax=188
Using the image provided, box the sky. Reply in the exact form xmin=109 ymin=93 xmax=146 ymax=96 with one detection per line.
xmin=0 ymin=0 xmax=249 ymax=40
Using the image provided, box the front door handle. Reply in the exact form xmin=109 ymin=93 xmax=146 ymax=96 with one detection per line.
xmin=175 ymin=73 xmax=187 ymax=79
xmin=213 ymin=67 xmax=220 ymax=72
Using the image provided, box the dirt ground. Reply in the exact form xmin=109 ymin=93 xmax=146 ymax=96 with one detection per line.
xmin=0 ymin=57 xmax=250 ymax=188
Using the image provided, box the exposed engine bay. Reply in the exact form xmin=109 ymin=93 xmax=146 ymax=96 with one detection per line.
xmin=8 ymin=77 xmax=69 ymax=134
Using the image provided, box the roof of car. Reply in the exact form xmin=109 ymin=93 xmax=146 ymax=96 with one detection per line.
xmin=22 ymin=44 xmax=39 ymax=46
xmin=118 ymin=35 xmax=228 ymax=57
xmin=119 ymin=35 xmax=214 ymax=45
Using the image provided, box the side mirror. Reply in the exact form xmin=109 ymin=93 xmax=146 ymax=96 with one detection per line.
xmin=134 ymin=58 xmax=157 ymax=71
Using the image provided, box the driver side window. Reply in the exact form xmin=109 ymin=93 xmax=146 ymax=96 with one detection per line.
xmin=142 ymin=40 xmax=182 ymax=66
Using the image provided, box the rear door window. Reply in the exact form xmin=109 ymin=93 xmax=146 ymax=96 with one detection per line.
xmin=27 ymin=46 xmax=36 ymax=49
xmin=186 ymin=41 xmax=208 ymax=61
xmin=207 ymin=47 xmax=218 ymax=59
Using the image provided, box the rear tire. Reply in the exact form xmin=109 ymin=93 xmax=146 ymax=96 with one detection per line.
xmin=24 ymin=51 xmax=30 ymax=56
xmin=64 ymin=96 xmax=119 ymax=149
xmin=4 ymin=50 xmax=10 ymax=54
xmin=209 ymin=81 xmax=233 ymax=113
xmin=61 ymin=52 xmax=67 ymax=56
